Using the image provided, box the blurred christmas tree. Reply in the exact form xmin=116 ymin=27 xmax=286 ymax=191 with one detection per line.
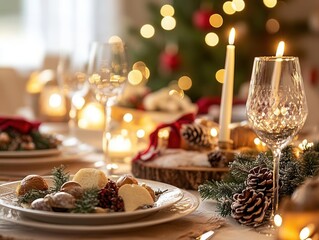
xmin=126 ymin=0 xmax=305 ymax=101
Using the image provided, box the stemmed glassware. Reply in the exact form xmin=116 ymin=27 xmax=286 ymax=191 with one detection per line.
xmin=246 ymin=56 xmax=308 ymax=230
xmin=87 ymin=40 xmax=128 ymax=174
xmin=57 ymin=54 xmax=89 ymax=145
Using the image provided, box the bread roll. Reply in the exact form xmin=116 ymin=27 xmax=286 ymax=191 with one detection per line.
xmin=72 ymin=168 xmax=108 ymax=189
xmin=16 ymin=175 xmax=48 ymax=196
xmin=118 ymin=184 xmax=154 ymax=212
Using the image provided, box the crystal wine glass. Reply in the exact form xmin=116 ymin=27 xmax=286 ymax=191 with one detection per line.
xmin=87 ymin=40 xmax=128 ymax=174
xmin=57 ymin=55 xmax=89 ymax=145
xmin=246 ymin=56 xmax=308 ymax=229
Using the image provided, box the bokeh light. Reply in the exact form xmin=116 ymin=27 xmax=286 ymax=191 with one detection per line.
xmin=232 ymin=0 xmax=245 ymax=12
xmin=161 ymin=16 xmax=176 ymax=30
xmin=263 ymin=0 xmax=277 ymax=8
xmin=160 ymin=4 xmax=175 ymax=17
xmin=205 ymin=32 xmax=219 ymax=47
xmin=140 ymin=24 xmax=155 ymax=38
xmin=209 ymin=14 xmax=223 ymax=28
xmin=266 ymin=18 xmax=280 ymax=34
xmin=178 ymin=76 xmax=192 ymax=90
xmin=128 ymin=70 xmax=143 ymax=85
xmin=215 ymin=69 xmax=225 ymax=83
xmin=108 ymin=35 xmax=123 ymax=43
xmin=223 ymin=1 xmax=236 ymax=15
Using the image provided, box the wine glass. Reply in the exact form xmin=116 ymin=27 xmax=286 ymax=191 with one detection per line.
xmin=246 ymin=56 xmax=308 ymax=231
xmin=57 ymin=55 xmax=89 ymax=145
xmin=87 ymin=40 xmax=128 ymax=174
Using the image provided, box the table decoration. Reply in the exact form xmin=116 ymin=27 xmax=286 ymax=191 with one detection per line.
xmin=199 ymin=143 xmax=319 ymax=228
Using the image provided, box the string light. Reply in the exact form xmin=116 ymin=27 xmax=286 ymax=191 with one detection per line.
xmin=161 ymin=16 xmax=176 ymax=30
xmin=209 ymin=14 xmax=223 ymax=28
xmin=263 ymin=0 xmax=277 ymax=8
xmin=140 ymin=24 xmax=155 ymax=38
xmin=205 ymin=32 xmax=219 ymax=47
xmin=178 ymin=76 xmax=192 ymax=90
xmin=215 ymin=69 xmax=225 ymax=83
xmin=160 ymin=4 xmax=175 ymax=17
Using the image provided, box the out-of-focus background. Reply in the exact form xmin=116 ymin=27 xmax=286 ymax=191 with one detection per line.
xmin=1 ymin=0 xmax=319 ymax=128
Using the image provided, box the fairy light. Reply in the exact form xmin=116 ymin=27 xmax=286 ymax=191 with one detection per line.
xmin=210 ymin=128 xmax=218 ymax=137
xmin=178 ymin=76 xmax=192 ymax=90
xmin=161 ymin=16 xmax=176 ymax=30
xmin=205 ymin=32 xmax=219 ymax=47
xmin=215 ymin=69 xmax=225 ymax=83
xmin=209 ymin=14 xmax=223 ymax=28
xmin=266 ymin=18 xmax=280 ymax=34
xmin=274 ymin=214 xmax=282 ymax=227
xmin=132 ymin=61 xmax=150 ymax=80
xmin=49 ymin=93 xmax=62 ymax=108
xmin=72 ymin=95 xmax=85 ymax=110
xmin=232 ymin=0 xmax=245 ymax=12
xmin=128 ymin=70 xmax=143 ymax=85
xmin=263 ymin=0 xmax=277 ymax=8
xmin=136 ymin=129 xmax=145 ymax=138
xmin=160 ymin=4 xmax=174 ymax=17
xmin=140 ymin=24 xmax=155 ymax=38
xmin=123 ymin=113 xmax=133 ymax=123
xmin=223 ymin=1 xmax=236 ymax=15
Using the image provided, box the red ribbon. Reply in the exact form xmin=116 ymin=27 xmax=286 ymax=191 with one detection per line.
xmin=133 ymin=113 xmax=195 ymax=162
xmin=0 ymin=117 xmax=41 ymax=134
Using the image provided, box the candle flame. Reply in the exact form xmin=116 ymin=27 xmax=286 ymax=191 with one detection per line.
xmin=228 ymin=28 xmax=235 ymax=45
xmin=276 ymin=41 xmax=285 ymax=57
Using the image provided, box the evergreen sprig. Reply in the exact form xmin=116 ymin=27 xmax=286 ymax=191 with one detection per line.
xmin=72 ymin=188 xmax=100 ymax=213
xmin=199 ymin=143 xmax=319 ymax=218
xmin=50 ymin=165 xmax=70 ymax=192
xmin=18 ymin=189 xmax=49 ymax=204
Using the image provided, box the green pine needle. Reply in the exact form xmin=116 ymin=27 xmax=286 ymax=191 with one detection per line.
xmin=72 ymin=188 xmax=100 ymax=213
xmin=50 ymin=165 xmax=70 ymax=192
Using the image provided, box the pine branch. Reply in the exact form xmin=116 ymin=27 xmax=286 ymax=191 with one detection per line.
xmin=50 ymin=165 xmax=70 ymax=192
xmin=18 ymin=189 xmax=49 ymax=204
xmin=72 ymin=188 xmax=99 ymax=213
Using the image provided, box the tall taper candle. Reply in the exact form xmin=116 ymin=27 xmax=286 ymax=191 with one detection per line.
xmin=271 ymin=41 xmax=285 ymax=92
xmin=219 ymin=28 xmax=235 ymax=143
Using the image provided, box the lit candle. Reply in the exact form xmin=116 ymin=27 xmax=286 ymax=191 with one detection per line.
xmin=219 ymin=28 xmax=235 ymax=143
xmin=109 ymin=134 xmax=132 ymax=158
xmin=271 ymin=41 xmax=285 ymax=92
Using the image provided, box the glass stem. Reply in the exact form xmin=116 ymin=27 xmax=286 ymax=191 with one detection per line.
xmin=271 ymin=148 xmax=281 ymax=218
xmin=68 ymin=101 xmax=77 ymax=137
xmin=103 ymin=100 xmax=113 ymax=174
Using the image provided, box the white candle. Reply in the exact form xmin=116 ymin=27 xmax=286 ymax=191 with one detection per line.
xmin=271 ymin=41 xmax=285 ymax=92
xmin=219 ymin=28 xmax=235 ymax=143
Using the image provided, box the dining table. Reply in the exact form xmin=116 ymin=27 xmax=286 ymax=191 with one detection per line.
xmin=0 ymin=123 xmax=275 ymax=240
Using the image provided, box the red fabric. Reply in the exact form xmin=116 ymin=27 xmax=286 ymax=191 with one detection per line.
xmin=133 ymin=113 xmax=195 ymax=162
xmin=0 ymin=117 xmax=41 ymax=134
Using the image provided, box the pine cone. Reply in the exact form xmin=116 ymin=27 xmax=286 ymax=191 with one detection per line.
xmin=208 ymin=150 xmax=228 ymax=168
xmin=231 ymin=188 xmax=271 ymax=227
xmin=246 ymin=166 xmax=273 ymax=198
xmin=98 ymin=180 xmax=124 ymax=212
xmin=181 ymin=123 xmax=214 ymax=149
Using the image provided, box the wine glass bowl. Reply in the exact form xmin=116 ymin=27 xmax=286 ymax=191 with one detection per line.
xmin=246 ymin=56 xmax=308 ymax=230
xmin=87 ymin=40 xmax=128 ymax=173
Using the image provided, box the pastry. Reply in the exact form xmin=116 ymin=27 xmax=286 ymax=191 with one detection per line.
xmin=16 ymin=175 xmax=48 ymax=196
xmin=72 ymin=168 xmax=108 ymax=189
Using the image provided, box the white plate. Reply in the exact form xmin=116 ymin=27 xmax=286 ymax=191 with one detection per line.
xmin=0 ymin=144 xmax=93 ymax=165
xmin=0 ymin=190 xmax=198 ymax=233
xmin=0 ymin=148 xmax=61 ymax=158
xmin=0 ymin=177 xmax=184 ymax=225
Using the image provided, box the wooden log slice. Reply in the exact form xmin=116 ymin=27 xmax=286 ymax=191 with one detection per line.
xmin=131 ymin=161 xmax=229 ymax=190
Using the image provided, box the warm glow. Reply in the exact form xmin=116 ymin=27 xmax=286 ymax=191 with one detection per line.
xmin=276 ymin=41 xmax=285 ymax=57
xmin=274 ymin=214 xmax=282 ymax=227
xmin=178 ymin=76 xmax=192 ymax=90
xmin=263 ymin=0 xmax=277 ymax=8
xmin=161 ymin=16 xmax=176 ymax=30
xmin=158 ymin=129 xmax=170 ymax=139
xmin=109 ymin=135 xmax=132 ymax=153
xmin=300 ymin=226 xmax=312 ymax=240
xmin=266 ymin=18 xmax=280 ymax=34
xmin=223 ymin=1 xmax=236 ymax=15
xmin=128 ymin=70 xmax=143 ymax=85
xmin=254 ymin=137 xmax=261 ymax=145
xmin=160 ymin=4 xmax=175 ymax=17
xmin=215 ymin=69 xmax=225 ymax=83
xmin=78 ymin=102 xmax=104 ymax=130
xmin=205 ymin=32 xmax=219 ymax=47
xmin=72 ymin=95 xmax=85 ymax=109
xmin=169 ymin=89 xmax=184 ymax=99
xmin=49 ymin=93 xmax=62 ymax=108
xmin=108 ymin=35 xmax=123 ymax=44
xmin=232 ymin=0 xmax=245 ymax=12
xmin=209 ymin=14 xmax=223 ymax=28
xmin=136 ymin=129 xmax=145 ymax=138
xmin=299 ymin=139 xmax=314 ymax=150
xmin=132 ymin=61 xmax=150 ymax=80
xmin=123 ymin=113 xmax=133 ymax=123
xmin=140 ymin=24 xmax=155 ymax=38
xmin=229 ymin=28 xmax=236 ymax=45
xmin=210 ymin=128 xmax=218 ymax=137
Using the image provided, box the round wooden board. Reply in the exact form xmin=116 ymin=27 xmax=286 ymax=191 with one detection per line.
xmin=131 ymin=161 xmax=229 ymax=190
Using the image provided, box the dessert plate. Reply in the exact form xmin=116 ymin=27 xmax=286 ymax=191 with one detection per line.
xmin=0 ymin=177 xmax=184 ymax=225
xmin=0 ymin=190 xmax=198 ymax=233
xmin=0 ymin=148 xmax=61 ymax=158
